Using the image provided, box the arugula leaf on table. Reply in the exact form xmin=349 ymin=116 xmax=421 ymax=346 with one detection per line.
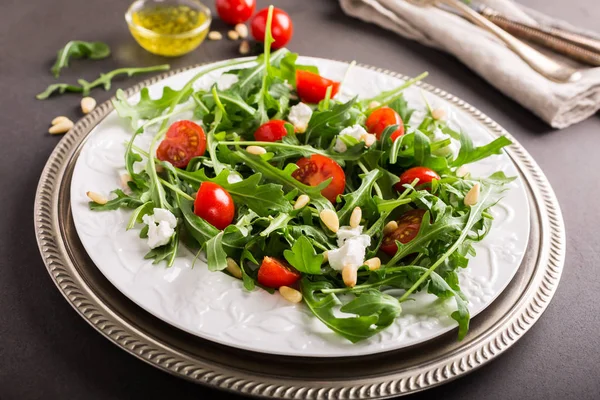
xmin=51 ymin=40 xmax=111 ymax=78
xmin=37 ymin=65 xmax=170 ymax=99
xmin=284 ymin=236 xmax=324 ymax=274
xmin=113 ymin=86 xmax=193 ymax=128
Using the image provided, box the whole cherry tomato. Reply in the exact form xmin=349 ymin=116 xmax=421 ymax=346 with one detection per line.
xmin=157 ymin=120 xmax=207 ymax=168
xmin=295 ymin=70 xmax=340 ymax=104
xmin=380 ymin=209 xmax=426 ymax=256
xmin=395 ymin=166 xmax=440 ymax=192
xmin=215 ymin=0 xmax=256 ymax=25
xmin=254 ymin=119 xmax=288 ymax=142
xmin=251 ymin=7 xmax=293 ymax=49
xmin=193 ymin=182 xmax=235 ymax=230
xmin=257 ymin=256 xmax=301 ymax=288
xmin=366 ymin=107 xmax=405 ymax=142
xmin=292 ymin=154 xmax=346 ymax=203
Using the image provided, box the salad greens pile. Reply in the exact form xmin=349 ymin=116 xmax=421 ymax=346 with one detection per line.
xmin=89 ymin=6 xmax=514 ymax=343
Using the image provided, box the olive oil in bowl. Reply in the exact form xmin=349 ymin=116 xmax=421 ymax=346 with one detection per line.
xmin=126 ymin=0 xmax=211 ymax=57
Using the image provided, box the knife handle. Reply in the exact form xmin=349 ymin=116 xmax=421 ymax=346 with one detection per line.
xmin=480 ymin=9 xmax=600 ymax=66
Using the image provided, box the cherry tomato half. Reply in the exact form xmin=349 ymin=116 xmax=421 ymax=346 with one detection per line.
xmin=366 ymin=107 xmax=405 ymax=141
xmin=251 ymin=7 xmax=293 ymax=49
xmin=157 ymin=120 xmax=207 ymax=169
xmin=380 ymin=209 xmax=426 ymax=256
xmin=292 ymin=154 xmax=346 ymax=203
xmin=193 ymin=182 xmax=235 ymax=230
xmin=216 ymin=0 xmax=256 ymax=25
xmin=257 ymin=256 xmax=301 ymax=288
xmin=254 ymin=119 xmax=288 ymax=142
xmin=395 ymin=167 xmax=441 ymax=192
xmin=295 ymin=70 xmax=340 ymax=104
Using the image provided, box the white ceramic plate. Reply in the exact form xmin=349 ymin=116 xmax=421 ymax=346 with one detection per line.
xmin=70 ymin=57 xmax=529 ymax=357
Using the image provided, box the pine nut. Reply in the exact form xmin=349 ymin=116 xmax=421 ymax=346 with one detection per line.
xmin=239 ymin=40 xmax=250 ymax=55
xmin=246 ymin=145 xmax=266 ymax=155
xmin=51 ymin=116 xmax=70 ymax=125
xmin=48 ymin=120 xmax=73 ymax=134
xmin=120 ymin=173 xmax=132 ymax=189
xmin=81 ymin=97 xmax=96 ymax=114
xmin=456 ymin=165 xmax=469 ymax=178
xmin=279 ymin=286 xmax=302 ymax=303
xmin=342 ymin=265 xmax=357 ymax=287
xmin=320 ymin=209 xmax=339 ymax=233
xmin=368 ymin=100 xmax=381 ymax=109
xmin=235 ymin=23 xmax=248 ymax=38
xmin=362 ymin=133 xmax=376 ymax=147
xmin=321 ymin=251 xmax=328 ymax=264
xmin=364 ymin=257 xmax=381 ymax=271
xmin=208 ymin=31 xmax=222 ymax=40
xmin=227 ymin=30 xmax=239 ymax=40
xmin=431 ymin=108 xmax=447 ymax=121
xmin=226 ymin=257 xmax=243 ymax=279
xmin=294 ymin=194 xmax=310 ymax=210
xmin=86 ymin=191 xmax=107 ymax=205
xmin=350 ymin=207 xmax=362 ymax=228
xmin=464 ymin=183 xmax=480 ymax=206
xmin=383 ymin=220 xmax=398 ymax=235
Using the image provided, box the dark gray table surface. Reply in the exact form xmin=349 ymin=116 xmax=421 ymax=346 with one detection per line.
xmin=1 ymin=0 xmax=599 ymax=399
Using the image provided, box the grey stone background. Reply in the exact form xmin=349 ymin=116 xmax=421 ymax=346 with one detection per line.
xmin=1 ymin=0 xmax=598 ymax=398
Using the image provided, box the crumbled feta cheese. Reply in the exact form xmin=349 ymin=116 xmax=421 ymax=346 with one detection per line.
xmin=431 ymin=127 xmax=460 ymax=159
xmin=217 ymin=74 xmax=239 ymax=90
xmin=287 ymin=102 xmax=312 ymax=133
xmin=333 ymin=124 xmax=368 ymax=152
xmin=327 ymin=225 xmax=371 ymax=271
xmin=227 ymin=172 xmax=243 ymax=184
xmin=142 ymin=208 xmax=177 ymax=249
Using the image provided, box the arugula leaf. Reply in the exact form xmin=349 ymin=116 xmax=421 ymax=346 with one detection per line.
xmin=303 ymin=97 xmax=360 ymax=144
xmin=260 ymin=213 xmax=292 ymax=236
xmin=451 ymin=133 xmax=512 ymax=167
xmin=51 ymin=40 xmax=110 ymax=78
xmin=301 ymin=279 xmax=402 ymax=343
xmin=89 ymin=189 xmax=143 ymax=211
xmin=176 ymin=169 xmax=292 ymax=216
xmin=206 ymin=232 xmax=228 ymax=271
xmin=388 ymin=94 xmax=414 ymax=125
xmin=428 ymin=270 xmax=470 ymax=340
xmin=337 ymin=169 xmax=382 ymax=225
xmin=37 ymin=65 xmax=170 ymax=99
xmin=113 ymin=86 xmax=192 ymax=128
xmin=144 ymin=228 xmax=179 ymax=267
xmin=284 ymin=236 xmax=324 ymax=274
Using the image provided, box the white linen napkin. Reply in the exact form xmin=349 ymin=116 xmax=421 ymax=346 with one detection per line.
xmin=339 ymin=0 xmax=600 ymax=128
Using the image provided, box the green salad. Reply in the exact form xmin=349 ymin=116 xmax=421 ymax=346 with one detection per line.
xmin=89 ymin=6 xmax=514 ymax=343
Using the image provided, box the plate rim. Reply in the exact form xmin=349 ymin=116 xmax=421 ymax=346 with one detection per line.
xmin=34 ymin=56 xmax=565 ymax=398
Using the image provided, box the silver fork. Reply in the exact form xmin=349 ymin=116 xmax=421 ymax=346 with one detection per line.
xmin=406 ymin=0 xmax=582 ymax=83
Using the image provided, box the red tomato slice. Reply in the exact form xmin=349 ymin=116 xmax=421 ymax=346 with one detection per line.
xmin=395 ymin=166 xmax=441 ymax=192
xmin=291 ymin=154 xmax=346 ymax=203
xmin=157 ymin=120 xmax=206 ymax=169
xmin=251 ymin=7 xmax=293 ymax=49
xmin=193 ymin=182 xmax=235 ymax=230
xmin=295 ymin=70 xmax=340 ymax=104
xmin=216 ymin=0 xmax=255 ymax=25
xmin=380 ymin=209 xmax=426 ymax=256
xmin=257 ymin=256 xmax=301 ymax=288
xmin=366 ymin=107 xmax=405 ymax=141
xmin=254 ymin=120 xmax=288 ymax=142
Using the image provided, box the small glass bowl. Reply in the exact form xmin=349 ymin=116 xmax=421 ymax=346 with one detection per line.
xmin=125 ymin=0 xmax=212 ymax=57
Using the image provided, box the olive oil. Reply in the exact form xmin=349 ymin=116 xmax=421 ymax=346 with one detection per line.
xmin=129 ymin=4 xmax=210 ymax=57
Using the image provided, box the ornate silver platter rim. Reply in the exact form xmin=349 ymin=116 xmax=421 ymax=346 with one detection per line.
xmin=34 ymin=57 xmax=565 ymax=399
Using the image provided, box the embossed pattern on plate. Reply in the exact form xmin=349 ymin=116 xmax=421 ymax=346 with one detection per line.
xmin=35 ymin=57 xmax=565 ymax=398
